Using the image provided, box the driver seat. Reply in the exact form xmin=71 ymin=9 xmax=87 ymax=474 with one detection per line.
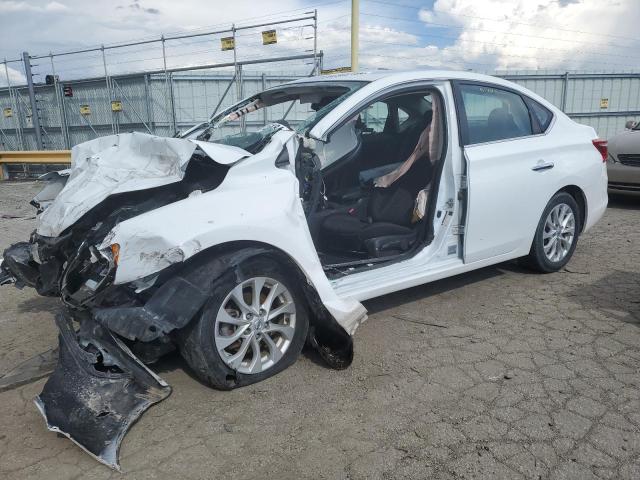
xmin=318 ymin=151 xmax=433 ymax=257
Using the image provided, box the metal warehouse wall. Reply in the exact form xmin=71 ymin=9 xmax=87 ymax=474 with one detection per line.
xmin=502 ymin=71 xmax=640 ymax=139
xmin=1 ymin=70 xmax=639 ymax=151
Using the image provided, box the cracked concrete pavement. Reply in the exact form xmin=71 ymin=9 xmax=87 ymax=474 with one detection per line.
xmin=0 ymin=181 xmax=639 ymax=479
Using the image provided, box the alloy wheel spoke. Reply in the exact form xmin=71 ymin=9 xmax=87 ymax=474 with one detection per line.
xmin=263 ymin=334 xmax=284 ymax=364
xmin=544 ymin=238 xmax=555 ymax=254
xmin=268 ymin=301 xmax=295 ymax=321
xmin=248 ymin=335 xmax=263 ymax=374
xmin=264 ymin=322 xmax=295 ymax=340
xmin=216 ymin=308 xmax=249 ymax=326
xmin=215 ymin=324 xmax=250 ymax=350
xmin=230 ymin=283 xmax=254 ymax=315
xmin=543 ymin=228 xmax=555 ymax=240
xmin=227 ymin=332 xmax=254 ymax=369
xmin=261 ymin=282 xmax=284 ymax=312
xmin=251 ymin=277 xmax=266 ymax=311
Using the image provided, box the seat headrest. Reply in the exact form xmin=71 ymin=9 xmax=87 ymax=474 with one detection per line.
xmin=488 ymin=107 xmax=512 ymax=126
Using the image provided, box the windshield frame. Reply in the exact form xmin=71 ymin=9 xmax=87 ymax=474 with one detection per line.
xmin=208 ymin=80 xmax=368 ymax=135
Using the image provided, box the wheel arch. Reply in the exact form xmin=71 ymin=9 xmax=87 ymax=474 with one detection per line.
xmin=175 ymin=240 xmax=354 ymax=369
xmin=557 ymin=184 xmax=587 ymax=233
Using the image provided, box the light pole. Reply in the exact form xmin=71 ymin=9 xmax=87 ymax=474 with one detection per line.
xmin=351 ymin=0 xmax=359 ymax=72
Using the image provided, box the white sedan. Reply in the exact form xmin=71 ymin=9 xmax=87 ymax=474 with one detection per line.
xmin=1 ymin=70 xmax=608 ymax=469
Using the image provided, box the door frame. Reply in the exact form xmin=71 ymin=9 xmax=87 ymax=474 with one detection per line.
xmin=313 ymin=83 xmax=452 ymax=277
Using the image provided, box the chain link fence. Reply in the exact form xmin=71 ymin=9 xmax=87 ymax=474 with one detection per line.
xmin=0 ymin=13 xmax=321 ymax=153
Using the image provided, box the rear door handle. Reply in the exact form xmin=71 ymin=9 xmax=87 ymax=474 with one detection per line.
xmin=531 ymin=161 xmax=554 ymax=171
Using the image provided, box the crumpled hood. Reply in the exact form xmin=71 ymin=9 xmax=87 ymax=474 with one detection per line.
xmin=36 ymin=132 xmax=250 ymax=238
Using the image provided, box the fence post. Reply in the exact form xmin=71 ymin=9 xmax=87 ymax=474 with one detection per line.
xmin=161 ymin=35 xmax=177 ymax=135
xmin=561 ymin=72 xmax=569 ymax=113
xmin=22 ymin=51 xmax=44 ymax=150
xmin=101 ymin=45 xmax=116 ymax=134
xmin=50 ymin=53 xmax=69 ymax=149
xmin=3 ymin=60 xmax=25 ymax=150
xmin=262 ymin=73 xmax=267 ymax=125
xmin=143 ymin=74 xmax=155 ymax=134
xmin=313 ymin=9 xmax=318 ymax=74
xmin=237 ymin=65 xmax=245 ymax=133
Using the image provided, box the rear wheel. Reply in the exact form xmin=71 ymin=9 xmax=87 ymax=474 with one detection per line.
xmin=524 ymin=192 xmax=581 ymax=273
xmin=178 ymin=255 xmax=309 ymax=390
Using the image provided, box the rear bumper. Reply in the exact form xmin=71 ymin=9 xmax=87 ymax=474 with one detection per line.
xmin=607 ymin=161 xmax=640 ymax=195
xmin=35 ymin=312 xmax=171 ymax=471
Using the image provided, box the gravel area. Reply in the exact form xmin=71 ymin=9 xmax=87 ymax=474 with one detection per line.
xmin=0 ymin=180 xmax=639 ymax=479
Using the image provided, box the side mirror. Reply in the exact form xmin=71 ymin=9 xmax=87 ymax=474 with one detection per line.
xmin=625 ymin=120 xmax=637 ymax=129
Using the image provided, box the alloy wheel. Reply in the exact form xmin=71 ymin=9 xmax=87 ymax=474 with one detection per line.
xmin=542 ymin=203 xmax=575 ymax=263
xmin=214 ymin=277 xmax=296 ymax=374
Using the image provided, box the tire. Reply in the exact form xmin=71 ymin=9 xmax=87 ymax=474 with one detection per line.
xmin=178 ymin=254 xmax=309 ymax=390
xmin=524 ymin=192 xmax=581 ymax=273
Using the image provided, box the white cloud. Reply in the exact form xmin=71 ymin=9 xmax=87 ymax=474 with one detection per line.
xmin=0 ymin=65 xmax=27 ymax=87
xmin=415 ymin=0 xmax=640 ymax=71
xmin=0 ymin=1 xmax=68 ymax=13
xmin=45 ymin=1 xmax=69 ymax=12
xmin=1 ymin=0 xmax=639 ymax=81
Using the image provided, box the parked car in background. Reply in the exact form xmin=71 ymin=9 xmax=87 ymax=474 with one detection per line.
xmin=607 ymin=120 xmax=640 ymax=195
xmin=1 ymin=70 xmax=608 ymax=469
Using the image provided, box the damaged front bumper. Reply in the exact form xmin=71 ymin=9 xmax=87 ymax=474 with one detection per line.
xmin=36 ymin=312 xmax=171 ymax=471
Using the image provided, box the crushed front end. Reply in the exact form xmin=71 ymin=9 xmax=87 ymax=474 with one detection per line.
xmin=0 ymin=133 xmax=233 ymax=470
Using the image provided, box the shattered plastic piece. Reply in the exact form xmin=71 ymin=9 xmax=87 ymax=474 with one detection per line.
xmin=93 ymin=276 xmax=209 ymax=341
xmin=2 ymin=242 xmax=39 ymax=287
xmin=36 ymin=313 xmax=171 ymax=471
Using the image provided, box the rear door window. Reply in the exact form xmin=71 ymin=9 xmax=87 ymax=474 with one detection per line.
xmin=458 ymin=84 xmax=533 ymax=145
xmin=362 ymin=102 xmax=389 ymax=133
xmin=528 ymin=99 xmax=553 ymax=132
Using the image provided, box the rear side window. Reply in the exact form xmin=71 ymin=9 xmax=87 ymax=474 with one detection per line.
xmin=528 ymin=99 xmax=553 ymax=132
xmin=362 ymin=102 xmax=389 ymax=132
xmin=458 ymin=84 xmax=533 ymax=144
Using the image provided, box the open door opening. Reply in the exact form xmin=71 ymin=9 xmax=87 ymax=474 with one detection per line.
xmin=299 ymin=88 xmax=448 ymax=278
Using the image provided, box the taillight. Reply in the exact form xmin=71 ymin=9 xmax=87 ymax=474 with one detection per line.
xmin=592 ymin=138 xmax=608 ymax=162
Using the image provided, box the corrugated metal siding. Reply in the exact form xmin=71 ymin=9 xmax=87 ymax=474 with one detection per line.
xmin=1 ymin=71 xmax=639 ymax=150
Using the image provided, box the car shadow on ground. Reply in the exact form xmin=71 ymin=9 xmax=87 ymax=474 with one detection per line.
xmin=566 ymin=270 xmax=640 ymax=326
xmin=363 ymin=262 xmax=508 ymax=316
xmin=608 ymin=193 xmax=640 ymax=210
xmin=16 ymin=295 xmax=60 ymax=314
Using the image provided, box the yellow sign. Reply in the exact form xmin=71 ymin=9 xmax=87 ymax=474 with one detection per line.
xmin=221 ymin=37 xmax=235 ymax=51
xmin=262 ymin=29 xmax=277 ymax=45
xmin=321 ymin=66 xmax=352 ymax=75
xmin=111 ymin=100 xmax=123 ymax=112
xmin=3 ymin=107 xmax=12 ymax=118
xmin=600 ymin=98 xmax=609 ymax=109
xmin=80 ymin=104 xmax=91 ymax=115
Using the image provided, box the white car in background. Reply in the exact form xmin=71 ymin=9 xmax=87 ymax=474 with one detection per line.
xmin=1 ymin=70 xmax=608 ymax=469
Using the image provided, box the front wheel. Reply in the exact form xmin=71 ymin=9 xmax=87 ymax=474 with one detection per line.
xmin=178 ymin=255 xmax=309 ymax=390
xmin=524 ymin=192 xmax=581 ymax=273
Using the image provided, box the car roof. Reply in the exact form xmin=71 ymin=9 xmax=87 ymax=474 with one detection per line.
xmin=286 ymin=69 xmax=508 ymax=86
xmin=286 ymin=69 xmax=562 ymax=115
